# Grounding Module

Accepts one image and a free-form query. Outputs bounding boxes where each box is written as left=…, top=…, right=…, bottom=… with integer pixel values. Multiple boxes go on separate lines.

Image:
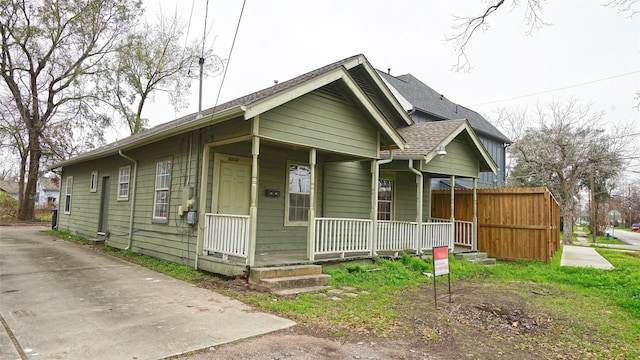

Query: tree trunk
left=17, top=132, right=41, bottom=221
left=561, top=211, right=574, bottom=245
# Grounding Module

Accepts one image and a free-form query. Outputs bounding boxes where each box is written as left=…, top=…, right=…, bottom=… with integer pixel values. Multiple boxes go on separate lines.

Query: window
left=287, top=163, right=311, bottom=224
left=90, top=171, right=98, bottom=192
left=377, top=179, right=393, bottom=220
left=153, top=160, right=171, bottom=221
left=64, top=176, right=73, bottom=214
left=118, top=166, right=130, bottom=200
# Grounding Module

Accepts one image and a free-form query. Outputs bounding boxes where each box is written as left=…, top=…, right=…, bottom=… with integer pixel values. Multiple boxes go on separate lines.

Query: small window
left=118, top=166, right=130, bottom=200
left=90, top=171, right=98, bottom=192
left=286, top=163, right=310, bottom=225
left=64, top=176, right=73, bottom=214
left=153, top=160, right=171, bottom=221
left=377, top=179, right=393, bottom=220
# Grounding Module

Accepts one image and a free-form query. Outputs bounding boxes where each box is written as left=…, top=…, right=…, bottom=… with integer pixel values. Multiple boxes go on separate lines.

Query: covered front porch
left=198, top=203, right=476, bottom=268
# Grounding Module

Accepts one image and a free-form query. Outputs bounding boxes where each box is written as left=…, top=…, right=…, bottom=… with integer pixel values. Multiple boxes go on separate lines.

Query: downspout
left=408, top=159, right=423, bottom=255
left=373, top=151, right=394, bottom=256
left=118, top=150, right=137, bottom=250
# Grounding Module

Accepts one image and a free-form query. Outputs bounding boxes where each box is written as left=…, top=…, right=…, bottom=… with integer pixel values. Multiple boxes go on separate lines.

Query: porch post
left=248, top=136, right=260, bottom=267
left=195, top=145, right=210, bottom=270
left=307, top=148, right=317, bottom=262
left=408, top=159, right=423, bottom=255
left=450, top=175, right=455, bottom=251
left=473, top=178, right=478, bottom=251
left=370, top=159, right=378, bottom=257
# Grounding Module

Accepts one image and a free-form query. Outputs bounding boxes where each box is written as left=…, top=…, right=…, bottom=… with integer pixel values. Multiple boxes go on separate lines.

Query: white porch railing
left=431, top=218, right=474, bottom=248
left=203, top=213, right=250, bottom=261
left=377, top=221, right=416, bottom=251
left=422, top=222, right=453, bottom=250
left=314, top=218, right=372, bottom=256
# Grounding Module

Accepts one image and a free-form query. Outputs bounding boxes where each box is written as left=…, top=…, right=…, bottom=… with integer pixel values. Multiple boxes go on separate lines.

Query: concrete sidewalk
left=561, top=245, right=614, bottom=270
left=0, top=225, right=295, bottom=360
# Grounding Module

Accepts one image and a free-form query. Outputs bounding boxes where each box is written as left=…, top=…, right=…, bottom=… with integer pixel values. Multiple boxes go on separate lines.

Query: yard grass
left=43, top=229, right=640, bottom=359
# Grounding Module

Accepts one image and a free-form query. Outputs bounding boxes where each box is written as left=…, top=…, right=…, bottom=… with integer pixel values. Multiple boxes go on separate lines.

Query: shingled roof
left=377, top=71, right=511, bottom=144
left=390, top=119, right=497, bottom=173
left=53, top=54, right=409, bottom=168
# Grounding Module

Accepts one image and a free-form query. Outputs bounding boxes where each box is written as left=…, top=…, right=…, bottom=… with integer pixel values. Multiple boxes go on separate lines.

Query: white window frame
left=285, top=162, right=311, bottom=226
left=118, top=166, right=130, bottom=200
left=90, top=171, right=98, bottom=193
left=64, top=176, right=73, bottom=214
left=152, top=159, right=171, bottom=222
left=377, top=177, right=394, bottom=221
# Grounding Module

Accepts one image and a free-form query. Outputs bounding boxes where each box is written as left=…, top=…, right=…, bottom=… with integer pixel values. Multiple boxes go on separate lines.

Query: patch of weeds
left=41, top=229, right=89, bottom=244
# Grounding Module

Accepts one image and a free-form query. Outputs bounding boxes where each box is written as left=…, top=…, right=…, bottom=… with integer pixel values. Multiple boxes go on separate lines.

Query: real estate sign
left=433, top=246, right=449, bottom=276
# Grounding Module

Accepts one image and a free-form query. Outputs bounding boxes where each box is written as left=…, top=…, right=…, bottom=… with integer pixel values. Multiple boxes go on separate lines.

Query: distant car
left=632, top=223, right=640, bottom=232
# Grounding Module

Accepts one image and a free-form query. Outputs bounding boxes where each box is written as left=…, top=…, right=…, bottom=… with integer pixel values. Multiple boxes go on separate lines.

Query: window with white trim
left=153, top=160, right=171, bottom=221
left=377, top=179, right=393, bottom=220
left=64, top=176, right=73, bottom=214
left=90, top=171, right=98, bottom=192
left=287, top=163, right=310, bottom=224
left=118, top=166, right=130, bottom=200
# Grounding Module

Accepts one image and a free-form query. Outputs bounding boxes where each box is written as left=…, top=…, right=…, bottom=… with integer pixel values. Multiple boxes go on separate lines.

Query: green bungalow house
left=52, top=54, right=496, bottom=278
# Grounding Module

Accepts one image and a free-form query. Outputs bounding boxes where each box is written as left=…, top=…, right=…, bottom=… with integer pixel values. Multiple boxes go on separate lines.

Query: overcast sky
left=133, top=0, right=640, bottom=176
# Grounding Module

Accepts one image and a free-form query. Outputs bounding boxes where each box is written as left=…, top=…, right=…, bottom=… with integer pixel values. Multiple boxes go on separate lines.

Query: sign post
left=432, top=246, right=451, bottom=309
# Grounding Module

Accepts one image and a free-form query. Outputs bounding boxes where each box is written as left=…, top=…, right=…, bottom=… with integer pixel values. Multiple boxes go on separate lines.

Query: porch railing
left=377, top=221, right=416, bottom=251
left=431, top=218, right=474, bottom=248
left=422, top=222, right=453, bottom=250
left=203, top=213, right=250, bottom=261
left=314, top=218, right=372, bottom=257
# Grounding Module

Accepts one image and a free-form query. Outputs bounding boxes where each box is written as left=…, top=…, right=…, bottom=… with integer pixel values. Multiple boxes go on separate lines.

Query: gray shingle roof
left=395, top=119, right=467, bottom=156
left=53, top=55, right=368, bottom=167
left=377, top=71, right=511, bottom=143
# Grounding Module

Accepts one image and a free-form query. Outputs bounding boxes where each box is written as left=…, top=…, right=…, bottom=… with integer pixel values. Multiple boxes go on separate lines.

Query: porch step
left=455, top=252, right=496, bottom=265
left=249, top=265, right=331, bottom=295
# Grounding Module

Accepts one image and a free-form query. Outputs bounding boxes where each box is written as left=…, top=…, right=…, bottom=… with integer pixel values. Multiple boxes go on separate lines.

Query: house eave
left=51, top=105, right=246, bottom=169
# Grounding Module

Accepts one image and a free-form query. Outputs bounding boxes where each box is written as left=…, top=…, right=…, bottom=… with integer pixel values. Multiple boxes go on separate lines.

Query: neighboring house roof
left=39, top=177, right=60, bottom=191
left=53, top=54, right=411, bottom=169
left=392, top=119, right=498, bottom=173
left=0, top=180, right=19, bottom=195
left=377, top=71, right=511, bottom=144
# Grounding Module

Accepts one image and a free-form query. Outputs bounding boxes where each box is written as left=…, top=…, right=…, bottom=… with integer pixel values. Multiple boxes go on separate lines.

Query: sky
left=132, top=0, right=640, bottom=178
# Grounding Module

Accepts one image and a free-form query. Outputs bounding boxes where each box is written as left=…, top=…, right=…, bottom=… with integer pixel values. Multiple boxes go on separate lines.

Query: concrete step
left=249, top=265, right=323, bottom=283
left=455, top=252, right=496, bottom=266
left=258, top=274, right=331, bottom=291
left=249, top=265, right=331, bottom=295
left=87, top=238, right=105, bottom=246
left=454, top=252, right=488, bottom=261
left=468, top=257, right=496, bottom=266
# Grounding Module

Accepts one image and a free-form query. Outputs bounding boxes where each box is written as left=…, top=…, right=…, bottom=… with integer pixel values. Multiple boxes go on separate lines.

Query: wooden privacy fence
left=431, top=187, right=560, bottom=262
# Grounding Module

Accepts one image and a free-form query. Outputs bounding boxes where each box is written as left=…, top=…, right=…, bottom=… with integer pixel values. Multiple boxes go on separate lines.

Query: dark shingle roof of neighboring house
left=377, top=71, right=511, bottom=144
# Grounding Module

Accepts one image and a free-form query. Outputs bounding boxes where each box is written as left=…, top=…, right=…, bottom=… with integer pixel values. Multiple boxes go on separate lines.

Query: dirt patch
left=168, top=279, right=594, bottom=360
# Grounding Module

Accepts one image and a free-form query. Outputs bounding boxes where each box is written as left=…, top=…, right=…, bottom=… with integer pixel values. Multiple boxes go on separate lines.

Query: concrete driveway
left=0, top=225, right=295, bottom=360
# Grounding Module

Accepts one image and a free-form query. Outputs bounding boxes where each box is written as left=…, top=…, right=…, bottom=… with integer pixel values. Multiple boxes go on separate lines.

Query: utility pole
left=590, top=163, right=596, bottom=244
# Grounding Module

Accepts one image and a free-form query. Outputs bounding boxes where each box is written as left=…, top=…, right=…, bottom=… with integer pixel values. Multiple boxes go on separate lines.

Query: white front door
left=215, top=156, right=251, bottom=215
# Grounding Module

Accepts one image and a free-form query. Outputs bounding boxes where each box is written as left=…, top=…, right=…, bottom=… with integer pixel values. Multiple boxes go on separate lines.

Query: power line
left=213, top=0, right=247, bottom=110
left=471, top=70, right=640, bottom=106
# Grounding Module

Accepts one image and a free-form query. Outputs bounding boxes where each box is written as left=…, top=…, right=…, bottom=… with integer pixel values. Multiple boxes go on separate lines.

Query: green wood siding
left=423, top=140, right=480, bottom=178
left=323, top=161, right=371, bottom=219
left=259, top=91, right=379, bottom=158
left=58, top=131, right=203, bottom=267
left=253, top=146, right=324, bottom=252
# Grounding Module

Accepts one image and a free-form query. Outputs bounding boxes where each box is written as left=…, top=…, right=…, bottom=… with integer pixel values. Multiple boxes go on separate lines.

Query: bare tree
left=104, top=15, right=224, bottom=135
left=507, top=99, right=629, bottom=244
left=447, top=0, right=639, bottom=71
left=0, top=0, right=141, bottom=220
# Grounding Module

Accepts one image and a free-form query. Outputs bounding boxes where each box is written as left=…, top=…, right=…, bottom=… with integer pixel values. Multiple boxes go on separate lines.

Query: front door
left=215, top=157, right=251, bottom=215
